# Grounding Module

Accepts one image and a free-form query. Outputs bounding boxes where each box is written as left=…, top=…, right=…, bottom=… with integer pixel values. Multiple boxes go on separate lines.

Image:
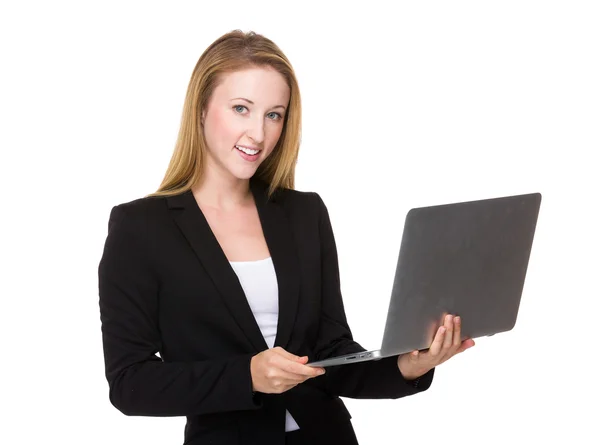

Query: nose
left=245, top=116, right=265, bottom=145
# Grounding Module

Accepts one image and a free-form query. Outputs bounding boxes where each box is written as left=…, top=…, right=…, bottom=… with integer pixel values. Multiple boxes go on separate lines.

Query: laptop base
left=307, top=349, right=384, bottom=367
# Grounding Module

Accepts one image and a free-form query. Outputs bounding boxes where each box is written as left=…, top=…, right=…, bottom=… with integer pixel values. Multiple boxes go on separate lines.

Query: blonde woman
left=98, top=30, right=474, bottom=445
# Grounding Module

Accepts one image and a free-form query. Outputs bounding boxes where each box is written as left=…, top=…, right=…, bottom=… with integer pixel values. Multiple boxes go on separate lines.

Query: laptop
left=307, top=192, right=542, bottom=368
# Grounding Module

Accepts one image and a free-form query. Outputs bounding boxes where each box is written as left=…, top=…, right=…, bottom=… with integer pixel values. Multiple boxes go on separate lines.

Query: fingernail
left=455, top=316, right=460, bottom=323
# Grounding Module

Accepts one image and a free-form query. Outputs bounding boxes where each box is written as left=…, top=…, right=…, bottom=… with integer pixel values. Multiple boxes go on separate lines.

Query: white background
left=1, top=1, right=599, bottom=444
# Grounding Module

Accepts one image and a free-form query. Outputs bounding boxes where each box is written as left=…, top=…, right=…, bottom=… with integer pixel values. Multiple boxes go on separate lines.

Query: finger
left=457, top=338, right=476, bottom=354
left=278, top=369, right=309, bottom=384
left=452, top=316, right=462, bottom=347
left=266, top=369, right=306, bottom=392
left=442, top=314, right=454, bottom=352
left=409, top=350, right=419, bottom=363
left=298, top=364, right=326, bottom=378
left=280, top=357, right=325, bottom=377
left=272, top=346, right=304, bottom=362
left=428, top=325, right=447, bottom=357
left=294, top=356, right=309, bottom=365
left=439, top=312, right=449, bottom=327
left=273, top=349, right=314, bottom=369
left=269, top=349, right=325, bottom=377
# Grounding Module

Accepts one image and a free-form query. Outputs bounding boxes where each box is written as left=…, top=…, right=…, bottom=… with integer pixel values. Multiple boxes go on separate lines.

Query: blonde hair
left=146, top=30, right=302, bottom=199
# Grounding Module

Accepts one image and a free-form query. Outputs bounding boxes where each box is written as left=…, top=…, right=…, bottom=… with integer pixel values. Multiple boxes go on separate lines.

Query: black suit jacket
left=98, top=177, right=434, bottom=444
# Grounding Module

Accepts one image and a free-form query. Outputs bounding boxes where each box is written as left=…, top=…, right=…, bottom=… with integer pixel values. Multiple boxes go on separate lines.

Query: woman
left=98, top=29, right=475, bottom=445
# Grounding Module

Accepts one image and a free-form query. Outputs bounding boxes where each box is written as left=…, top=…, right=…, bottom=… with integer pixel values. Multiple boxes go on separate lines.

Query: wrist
left=397, top=356, right=428, bottom=381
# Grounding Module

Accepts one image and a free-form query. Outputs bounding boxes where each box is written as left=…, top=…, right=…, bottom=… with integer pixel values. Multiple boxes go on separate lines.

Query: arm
left=98, top=205, right=261, bottom=416
left=311, top=193, right=434, bottom=399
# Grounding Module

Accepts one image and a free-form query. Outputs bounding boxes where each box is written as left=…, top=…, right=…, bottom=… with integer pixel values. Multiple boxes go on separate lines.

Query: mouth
left=234, top=145, right=261, bottom=162
left=234, top=145, right=261, bottom=155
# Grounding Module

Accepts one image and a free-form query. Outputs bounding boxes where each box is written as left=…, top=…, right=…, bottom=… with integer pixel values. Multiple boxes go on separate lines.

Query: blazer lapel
left=166, top=178, right=300, bottom=353
left=167, top=189, right=268, bottom=352
left=250, top=179, right=301, bottom=351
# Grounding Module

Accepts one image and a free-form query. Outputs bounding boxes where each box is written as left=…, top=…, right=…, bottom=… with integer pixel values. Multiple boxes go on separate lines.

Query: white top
left=229, top=257, right=300, bottom=432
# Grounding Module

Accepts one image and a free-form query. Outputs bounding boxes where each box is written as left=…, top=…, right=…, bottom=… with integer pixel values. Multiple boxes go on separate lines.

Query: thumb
left=273, top=347, right=306, bottom=362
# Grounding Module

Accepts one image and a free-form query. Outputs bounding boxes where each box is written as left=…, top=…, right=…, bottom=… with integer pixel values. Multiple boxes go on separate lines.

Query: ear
left=201, top=109, right=206, bottom=126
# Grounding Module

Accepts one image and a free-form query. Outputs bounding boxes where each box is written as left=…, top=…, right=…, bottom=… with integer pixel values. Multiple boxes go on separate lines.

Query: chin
left=221, top=151, right=268, bottom=181
left=228, top=166, right=260, bottom=181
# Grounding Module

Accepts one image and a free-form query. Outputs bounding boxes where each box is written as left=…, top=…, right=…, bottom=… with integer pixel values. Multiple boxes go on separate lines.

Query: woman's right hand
left=250, top=346, right=326, bottom=394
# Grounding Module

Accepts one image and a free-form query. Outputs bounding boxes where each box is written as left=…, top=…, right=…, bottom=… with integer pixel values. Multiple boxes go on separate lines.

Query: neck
left=191, top=170, right=254, bottom=211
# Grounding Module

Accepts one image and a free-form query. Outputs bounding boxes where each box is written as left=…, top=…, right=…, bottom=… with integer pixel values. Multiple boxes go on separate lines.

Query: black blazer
left=98, top=177, right=434, bottom=445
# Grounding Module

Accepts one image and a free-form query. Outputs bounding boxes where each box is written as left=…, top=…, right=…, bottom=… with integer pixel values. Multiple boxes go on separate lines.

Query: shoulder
left=104, top=194, right=168, bottom=233
left=274, top=186, right=320, bottom=207
left=269, top=187, right=337, bottom=238
left=113, top=194, right=166, bottom=214
left=249, top=176, right=324, bottom=213
left=272, top=186, right=329, bottom=218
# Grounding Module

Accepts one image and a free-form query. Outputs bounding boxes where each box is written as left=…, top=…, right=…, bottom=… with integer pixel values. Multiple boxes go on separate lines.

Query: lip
left=235, top=146, right=260, bottom=162
left=235, top=144, right=261, bottom=151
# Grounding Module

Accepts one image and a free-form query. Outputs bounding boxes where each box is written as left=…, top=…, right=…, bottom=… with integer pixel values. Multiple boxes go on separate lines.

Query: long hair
left=146, top=30, right=302, bottom=199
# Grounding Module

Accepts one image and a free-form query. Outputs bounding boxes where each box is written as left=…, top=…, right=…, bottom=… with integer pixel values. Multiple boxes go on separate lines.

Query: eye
left=233, top=105, right=248, bottom=114
left=267, top=112, right=283, bottom=121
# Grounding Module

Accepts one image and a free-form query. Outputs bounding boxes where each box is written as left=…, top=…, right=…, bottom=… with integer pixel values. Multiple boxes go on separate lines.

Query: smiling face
left=200, top=66, right=291, bottom=182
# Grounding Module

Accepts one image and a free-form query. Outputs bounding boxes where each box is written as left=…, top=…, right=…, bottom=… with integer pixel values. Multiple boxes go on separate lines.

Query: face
left=201, top=66, right=290, bottom=182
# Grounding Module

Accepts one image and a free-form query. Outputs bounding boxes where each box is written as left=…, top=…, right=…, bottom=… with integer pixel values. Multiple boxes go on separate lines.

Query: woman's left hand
left=397, top=314, right=475, bottom=381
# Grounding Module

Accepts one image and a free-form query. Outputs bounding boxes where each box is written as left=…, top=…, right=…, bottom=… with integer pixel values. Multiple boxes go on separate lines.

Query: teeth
left=235, top=145, right=259, bottom=155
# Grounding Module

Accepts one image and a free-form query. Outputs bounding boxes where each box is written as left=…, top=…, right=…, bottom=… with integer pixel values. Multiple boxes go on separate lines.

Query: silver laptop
left=307, top=192, right=542, bottom=368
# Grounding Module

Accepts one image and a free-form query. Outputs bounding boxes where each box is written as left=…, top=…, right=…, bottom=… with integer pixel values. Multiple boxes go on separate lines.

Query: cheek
left=266, top=123, right=285, bottom=149
left=211, top=111, right=229, bottom=137
left=206, top=109, right=239, bottom=146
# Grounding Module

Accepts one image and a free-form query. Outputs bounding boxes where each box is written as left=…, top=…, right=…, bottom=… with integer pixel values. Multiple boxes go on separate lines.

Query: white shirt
left=229, top=257, right=300, bottom=432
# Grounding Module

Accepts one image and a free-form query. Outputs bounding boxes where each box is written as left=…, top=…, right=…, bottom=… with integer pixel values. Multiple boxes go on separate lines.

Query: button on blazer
left=98, top=177, right=434, bottom=445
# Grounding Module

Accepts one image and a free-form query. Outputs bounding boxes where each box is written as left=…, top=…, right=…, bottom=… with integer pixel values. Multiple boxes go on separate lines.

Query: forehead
left=212, top=67, right=290, bottom=105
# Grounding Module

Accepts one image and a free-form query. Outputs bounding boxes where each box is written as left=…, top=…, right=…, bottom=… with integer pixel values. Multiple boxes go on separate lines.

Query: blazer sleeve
left=311, top=193, right=434, bottom=399
left=98, top=204, right=262, bottom=417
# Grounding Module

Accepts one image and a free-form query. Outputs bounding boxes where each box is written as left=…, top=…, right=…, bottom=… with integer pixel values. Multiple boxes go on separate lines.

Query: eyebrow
left=230, top=97, right=287, bottom=110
